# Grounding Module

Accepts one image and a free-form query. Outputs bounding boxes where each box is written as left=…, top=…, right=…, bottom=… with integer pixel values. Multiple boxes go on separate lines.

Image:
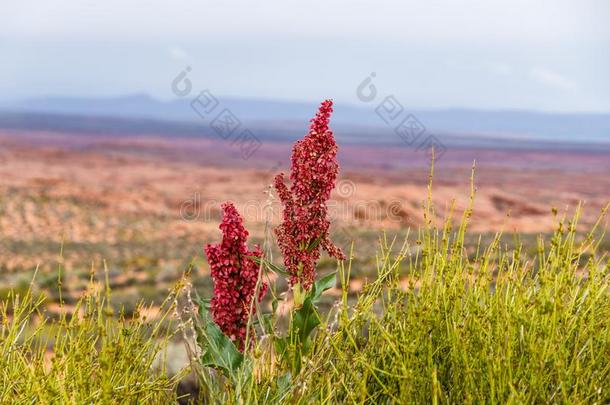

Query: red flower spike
left=205, top=202, right=267, bottom=351
left=274, top=99, right=345, bottom=290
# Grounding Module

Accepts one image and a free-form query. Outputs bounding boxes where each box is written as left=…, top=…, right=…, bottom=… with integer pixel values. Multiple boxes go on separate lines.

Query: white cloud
left=529, top=67, right=579, bottom=92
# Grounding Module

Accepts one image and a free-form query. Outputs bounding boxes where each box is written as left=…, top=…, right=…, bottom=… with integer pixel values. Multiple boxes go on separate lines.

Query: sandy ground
left=0, top=130, right=608, bottom=309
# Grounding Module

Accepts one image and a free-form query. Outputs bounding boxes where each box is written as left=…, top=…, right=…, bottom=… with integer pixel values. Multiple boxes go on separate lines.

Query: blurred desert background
left=2, top=0, right=610, bottom=317
left=1, top=3, right=609, bottom=402
left=1, top=105, right=609, bottom=314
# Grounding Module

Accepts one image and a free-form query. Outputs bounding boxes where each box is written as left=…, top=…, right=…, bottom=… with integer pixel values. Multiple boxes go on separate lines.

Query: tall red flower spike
left=205, top=202, right=267, bottom=351
left=274, top=99, right=346, bottom=291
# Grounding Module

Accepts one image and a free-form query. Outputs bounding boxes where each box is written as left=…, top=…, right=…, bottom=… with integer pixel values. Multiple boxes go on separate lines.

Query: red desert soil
left=0, top=130, right=608, bottom=296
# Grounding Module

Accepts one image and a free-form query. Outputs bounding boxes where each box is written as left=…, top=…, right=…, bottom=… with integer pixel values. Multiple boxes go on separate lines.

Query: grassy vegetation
left=186, top=173, right=610, bottom=404
left=1, top=175, right=609, bottom=403
left=283, top=216, right=610, bottom=403
left=0, top=272, right=181, bottom=403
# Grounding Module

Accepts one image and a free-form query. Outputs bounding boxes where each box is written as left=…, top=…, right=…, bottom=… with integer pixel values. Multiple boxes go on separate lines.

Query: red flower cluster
left=204, top=202, right=267, bottom=350
left=274, top=100, right=346, bottom=290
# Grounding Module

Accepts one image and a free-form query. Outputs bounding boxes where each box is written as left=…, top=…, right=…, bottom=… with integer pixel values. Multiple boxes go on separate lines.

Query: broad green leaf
left=196, top=299, right=243, bottom=376
left=310, top=272, right=336, bottom=304
left=292, top=296, right=321, bottom=345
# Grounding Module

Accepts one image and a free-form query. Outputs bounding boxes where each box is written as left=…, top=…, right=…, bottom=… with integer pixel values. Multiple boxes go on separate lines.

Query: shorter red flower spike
left=204, top=202, right=267, bottom=351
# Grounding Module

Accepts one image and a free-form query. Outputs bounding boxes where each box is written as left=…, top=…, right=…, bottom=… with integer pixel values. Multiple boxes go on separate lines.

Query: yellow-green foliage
left=290, top=213, right=610, bottom=404
left=2, top=169, right=609, bottom=404
left=193, top=173, right=610, bottom=404
left=0, top=275, right=179, bottom=404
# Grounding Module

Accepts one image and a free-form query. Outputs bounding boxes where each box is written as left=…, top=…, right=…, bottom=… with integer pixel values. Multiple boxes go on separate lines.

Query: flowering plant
left=274, top=99, right=345, bottom=298
left=197, top=100, right=344, bottom=379
left=204, top=202, right=267, bottom=351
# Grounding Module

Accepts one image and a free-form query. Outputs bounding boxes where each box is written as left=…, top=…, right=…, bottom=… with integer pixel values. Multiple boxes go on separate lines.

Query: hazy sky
left=1, top=0, right=609, bottom=112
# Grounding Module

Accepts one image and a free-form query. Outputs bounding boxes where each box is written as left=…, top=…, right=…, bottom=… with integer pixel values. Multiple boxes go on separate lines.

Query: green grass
left=0, top=272, right=181, bottom=403
left=187, top=173, right=610, bottom=404
left=288, top=218, right=610, bottom=403
left=1, top=175, right=609, bottom=403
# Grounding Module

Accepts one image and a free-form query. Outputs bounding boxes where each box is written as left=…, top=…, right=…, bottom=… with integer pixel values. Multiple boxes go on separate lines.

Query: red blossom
left=204, top=202, right=267, bottom=351
left=274, top=99, right=345, bottom=290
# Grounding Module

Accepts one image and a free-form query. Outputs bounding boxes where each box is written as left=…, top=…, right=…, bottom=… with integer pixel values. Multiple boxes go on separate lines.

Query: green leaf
left=268, top=262, right=290, bottom=277
left=198, top=298, right=211, bottom=311
left=248, top=256, right=289, bottom=276
left=309, top=272, right=336, bottom=304
left=196, top=299, right=243, bottom=376
left=306, top=235, right=324, bottom=253
left=292, top=296, right=321, bottom=346
left=248, top=255, right=263, bottom=266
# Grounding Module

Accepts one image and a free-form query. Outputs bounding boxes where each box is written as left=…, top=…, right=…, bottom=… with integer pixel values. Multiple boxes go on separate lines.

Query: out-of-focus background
left=1, top=1, right=609, bottom=314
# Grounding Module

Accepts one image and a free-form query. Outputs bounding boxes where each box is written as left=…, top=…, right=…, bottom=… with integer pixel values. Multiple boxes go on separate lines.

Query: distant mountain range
left=1, top=94, right=609, bottom=148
